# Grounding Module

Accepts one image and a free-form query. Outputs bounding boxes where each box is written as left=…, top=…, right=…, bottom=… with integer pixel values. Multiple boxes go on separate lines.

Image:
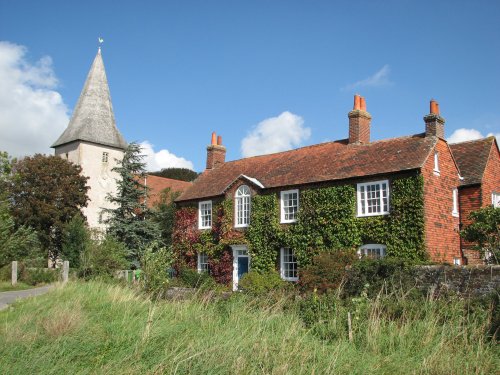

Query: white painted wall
left=55, top=141, right=123, bottom=229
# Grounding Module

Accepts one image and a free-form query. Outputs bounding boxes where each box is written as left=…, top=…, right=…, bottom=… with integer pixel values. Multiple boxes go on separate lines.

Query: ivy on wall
left=173, top=175, right=426, bottom=283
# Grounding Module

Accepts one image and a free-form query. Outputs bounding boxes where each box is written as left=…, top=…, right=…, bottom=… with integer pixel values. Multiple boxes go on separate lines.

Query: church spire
left=51, top=48, right=127, bottom=149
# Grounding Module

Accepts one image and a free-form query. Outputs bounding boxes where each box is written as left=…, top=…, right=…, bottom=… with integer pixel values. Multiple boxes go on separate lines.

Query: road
left=0, top=285, right=52, bottom=311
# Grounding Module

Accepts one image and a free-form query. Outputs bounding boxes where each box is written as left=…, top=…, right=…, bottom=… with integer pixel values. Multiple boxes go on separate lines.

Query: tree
left=0, top=198, right=41, bottom=267
left=149, top=167, right=199, bottom=182
left=102, top=142, right=160, bottom=264
left=9, top=154, right=89, bottom=265
left=62, top=214, right=90, bottom=268
left=461, top=206, right=500, bottom=264
left=151, top=188, right=181, bottom=247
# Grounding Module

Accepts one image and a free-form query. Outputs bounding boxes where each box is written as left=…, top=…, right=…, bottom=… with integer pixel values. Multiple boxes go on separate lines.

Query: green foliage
left=238, top=270, right=287, bottom=295
left=149, top=167, right=199, bottom=182
left=21, top=267, right=59, bottom=286
left=461, top=206, right=500, bottom=264
left=79, top=235, right=128, bottom=279
left=177, top=267, right=214, bottom=288
left=299, top=250, right=357, bottom=294
left=151, top=188, right=181, bottom=247
left=343, top=257, right=422, bottom=297
left=140, top=242, right=175, bottom=296
left=246, top=195, right=281, bottom=271
left=9, top=154, right=89, bottom=263
left=61, top=214, right=90, bottom=268
left=0, top=199, right=41, bottom=267
left=102, top=142, right=161, bottom=264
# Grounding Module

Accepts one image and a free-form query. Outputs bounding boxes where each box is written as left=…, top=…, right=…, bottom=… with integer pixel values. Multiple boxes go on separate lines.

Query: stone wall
left=414, top=265, right=500, bottom=297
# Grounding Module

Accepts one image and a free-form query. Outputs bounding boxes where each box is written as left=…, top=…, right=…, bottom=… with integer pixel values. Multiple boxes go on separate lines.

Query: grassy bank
left=0, top=281, right=498, bottom=374
left=0, top=281, right=33, bottom=292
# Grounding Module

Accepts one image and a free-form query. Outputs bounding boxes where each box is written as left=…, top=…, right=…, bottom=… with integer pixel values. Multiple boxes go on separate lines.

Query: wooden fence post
left=11, top=261, right=17, bottom=286
left=62, top=261, right=69, bottom=283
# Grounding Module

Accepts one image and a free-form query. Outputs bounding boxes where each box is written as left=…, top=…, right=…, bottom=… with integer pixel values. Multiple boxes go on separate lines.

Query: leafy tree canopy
left=8, top=154, right=87, bottom=263
left=461, top=206, right=500, bottom=264
left=149, top=168, right=199, bottom=182
left=102, top=142, right=160, bottom=264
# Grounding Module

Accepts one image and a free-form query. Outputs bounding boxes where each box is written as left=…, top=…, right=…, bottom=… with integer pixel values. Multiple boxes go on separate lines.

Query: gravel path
left=0, top=285, right=52, bottom=311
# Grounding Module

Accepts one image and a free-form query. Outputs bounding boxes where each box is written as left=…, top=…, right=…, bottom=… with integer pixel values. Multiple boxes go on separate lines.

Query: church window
left=102, top=152, right=109, bottom=163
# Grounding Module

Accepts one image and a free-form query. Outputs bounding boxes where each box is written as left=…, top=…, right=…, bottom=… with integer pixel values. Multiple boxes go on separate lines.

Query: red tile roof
left=449, top=137, right=496, bottom=186
left=177, top=134, right=437, bottom=202
left=142, top=175, right=191, bottom=207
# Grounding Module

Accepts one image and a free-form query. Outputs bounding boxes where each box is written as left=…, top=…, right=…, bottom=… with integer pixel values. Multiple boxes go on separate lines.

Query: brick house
left=139, top=174, right=191, bottom=208
left=174, top=96, right=495, bottom=290
left=449, top=137, right=500, bottom=264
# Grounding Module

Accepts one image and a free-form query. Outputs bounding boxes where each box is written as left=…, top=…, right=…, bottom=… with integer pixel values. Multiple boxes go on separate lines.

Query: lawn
left=0, top=281, right=33, bottom=292
left=0, top=281, right=498, bottom=374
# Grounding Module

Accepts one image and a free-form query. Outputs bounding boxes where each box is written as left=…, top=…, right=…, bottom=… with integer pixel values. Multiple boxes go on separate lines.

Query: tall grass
left=0, top=281, right=498, bottom=374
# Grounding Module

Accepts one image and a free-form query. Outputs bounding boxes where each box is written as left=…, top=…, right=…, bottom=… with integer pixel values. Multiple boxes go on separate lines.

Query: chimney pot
left=211, top=132, right=217, bottom=145
left=430, top=99, right=439, bottom=115
left=360, top=96, right=367, bottom=111
left=424, top=99, right=445, bottom=138
left=217, top=135, right=222, bottom=145
left=348, top=95, right=371, bottom=144
left=353, top=94, right=361, bottom=110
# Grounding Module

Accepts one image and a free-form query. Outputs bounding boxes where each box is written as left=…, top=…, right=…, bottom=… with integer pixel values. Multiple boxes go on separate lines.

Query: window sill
left=198, top=226, right=212, bottom=230
left=280, top=220, right=297, bottom=224
left=282, top=277, right=299, bottom=282
left=452, top=212, right=459, bottom=218
left=357, top=212, right=390, bottom=218
left=433, top=170, right=440, bottom=176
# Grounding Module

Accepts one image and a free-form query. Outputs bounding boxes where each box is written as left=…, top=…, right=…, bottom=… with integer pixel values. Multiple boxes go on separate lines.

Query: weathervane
left=98, top=37, right=104, bottom=52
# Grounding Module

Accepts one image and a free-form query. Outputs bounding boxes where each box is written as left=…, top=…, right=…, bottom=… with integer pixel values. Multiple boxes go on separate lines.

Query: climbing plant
left=173, top=174, right=427, bottom=284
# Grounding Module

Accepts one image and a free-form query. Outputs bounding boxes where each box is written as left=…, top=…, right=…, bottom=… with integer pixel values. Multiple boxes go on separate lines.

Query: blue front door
left=237, top=257, right=249, bottom=280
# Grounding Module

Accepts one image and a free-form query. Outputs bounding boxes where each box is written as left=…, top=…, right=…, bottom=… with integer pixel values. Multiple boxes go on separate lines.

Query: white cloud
left=241, top=111, right=311, bottom=157
left=448, top=128, right=500, bottom=144
left=343, top=64, right=392, bottom=91
left=0, top=41, right=69, bottom=157
left=140, top=141, right=194, bottom=171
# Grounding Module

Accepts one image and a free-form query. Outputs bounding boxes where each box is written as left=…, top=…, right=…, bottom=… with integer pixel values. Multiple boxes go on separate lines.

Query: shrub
left=21, top=267, right=59, bottom=285
left=177, top=267, right=214, bottom=289
left=299, top=250, right=357, bottom=294
left=78, top=235, right=128, bottom=279
left=62, top=214, right=91, bottom=268
left=343, top=257, right=421, bottom=297
left=238, top=270, right=288, bottom=295
left=140, top=242, right=175, bottom=296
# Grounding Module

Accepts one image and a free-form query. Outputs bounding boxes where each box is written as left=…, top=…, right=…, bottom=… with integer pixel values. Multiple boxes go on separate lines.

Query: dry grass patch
left=40, top=302, right=84, bottom=338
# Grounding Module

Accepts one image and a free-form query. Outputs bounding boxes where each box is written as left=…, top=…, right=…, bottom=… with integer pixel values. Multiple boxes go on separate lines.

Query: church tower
left=51, top=47, right=127, bottom=229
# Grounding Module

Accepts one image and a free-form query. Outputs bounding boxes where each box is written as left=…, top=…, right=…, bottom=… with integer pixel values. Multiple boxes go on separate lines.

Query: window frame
left=492, top=192, right=500, bottom=208
left=357, top=244, right=387, bottom=259
left=198, top=200, right=212, bottom=229
left=280, top=247, right=298, bottom=281
left=452, top=188, right=459, bottom=217
left=433, top=151, right=440, bottom=175
left=356, top=180, right=390, bottom=217
left=280, top=189, right=299, bottom=223
left=234, top=185, right=251, bottom=228
left=102, top=151, right=109, bottom=163
left=197, top=252, right=209, bottom=273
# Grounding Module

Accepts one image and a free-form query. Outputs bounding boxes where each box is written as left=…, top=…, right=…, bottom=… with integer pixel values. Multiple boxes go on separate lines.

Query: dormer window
left=235, top=185, right=251, bottom=227
left=433, top=152, right=440, bottom=175
left=102, top=152, right=109, bottom=163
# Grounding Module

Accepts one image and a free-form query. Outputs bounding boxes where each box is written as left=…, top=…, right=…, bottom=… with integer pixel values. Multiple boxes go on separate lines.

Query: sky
left=0, top=0, right=499, bottom=172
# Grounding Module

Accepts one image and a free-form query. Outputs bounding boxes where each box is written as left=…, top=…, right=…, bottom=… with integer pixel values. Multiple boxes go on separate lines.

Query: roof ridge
left=449, top=136, right=494, bottom=146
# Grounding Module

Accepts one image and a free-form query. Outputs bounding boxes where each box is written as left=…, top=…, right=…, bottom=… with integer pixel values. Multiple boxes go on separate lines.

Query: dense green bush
left=239, top=270, right=288, bottom=295
left=78, top=235, right=128, bottom=279
left=343, top=257, right=422, bottom=297
left=299, top=250, right=357, bottom=294
left=140, top=242, right=175, bottom=296
left=62, top=214, right=90, bottom=268
left=21, top=267, right=59, bottom=285
left=177, top=267, right=214, bottom=289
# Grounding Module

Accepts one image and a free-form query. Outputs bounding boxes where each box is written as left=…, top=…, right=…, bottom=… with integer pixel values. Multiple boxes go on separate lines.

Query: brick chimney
left=424, top=99, right=445, bottom=138
left=348, top=94, right=371, bottom=144
left=206, top=131, right=226, bottom=169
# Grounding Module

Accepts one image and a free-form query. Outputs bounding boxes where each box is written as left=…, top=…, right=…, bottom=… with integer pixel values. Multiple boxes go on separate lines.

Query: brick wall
left=422, top=139, right=461, bottom=263
left=458, top=185, right=482, bottom=264
left=481, top=143, right=500, bottom=206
